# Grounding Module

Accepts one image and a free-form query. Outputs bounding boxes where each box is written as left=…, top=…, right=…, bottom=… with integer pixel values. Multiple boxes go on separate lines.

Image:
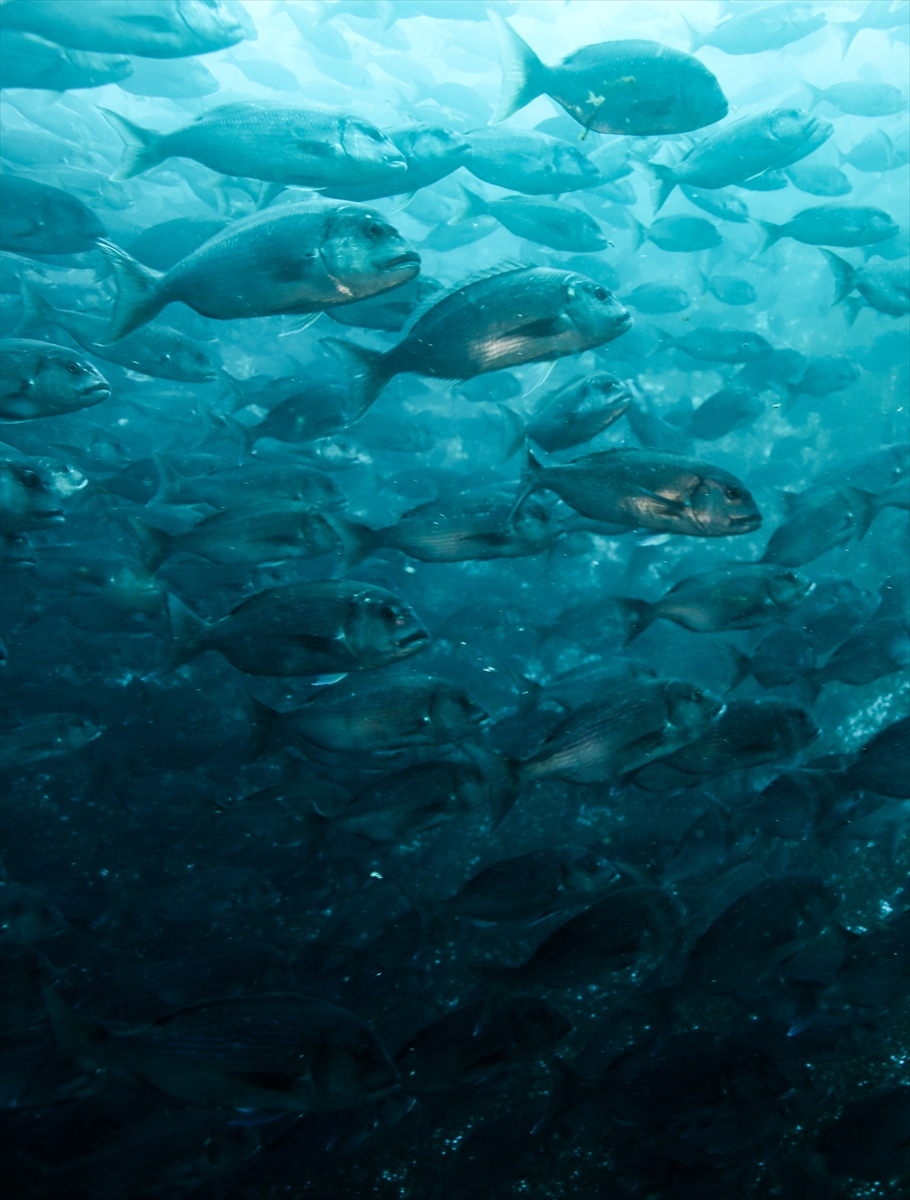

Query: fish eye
left=593, top=287, right=609, bottom=301
left=65, top=362, right=82, bottom=375
left=724, top=486, right=745, bottom=501
left=379, top=604, right=399, bottom=622
left=366, top=222, right=387, bottom=239
left=22, top=471, right=41, bottom=489
left=690, top=689, right=703, bottom=701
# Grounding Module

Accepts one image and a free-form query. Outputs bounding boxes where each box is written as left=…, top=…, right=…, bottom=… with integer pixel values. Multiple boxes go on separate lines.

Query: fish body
left=0, top=712, right=100, bottom=766
left=325, top=267, right=631, bottom=417
left=807, top=81, right=907, bottom=117
left=491, top=17, right=728, bottom=135
left=0, top=28, right=132, bottom=90
left=706, top=276, right=758, bottom=306
left=663, top=698, right=821, bottom=776
left=1, top=0, right=247, bottom=59
left=761, top=484, right=899, bottom=566
left=645, top=215, right=721, bottom=252
left=163, top=580, right=428, bottom=676
left=252, top=673, right=488, bottom=755
left=684, top=5, right=826, bottom=54
left=453, top=186, right=608, bottom=253
left=680, top=185, right=750, bottom=223
left=760, top=204, right=899, bottom=250
left=526, top=373, right=632, bottom=451
left=16, top=283, right=216, bottom=383
left=839, top=129, right=908, bottom=173
left=687, top=386, right=764, bottom=439
left=323, top=125, right=470, bottom=200
left=465, top=127, right=601, bottom=195
left=98, top=202, right=419, bottom=339
left=656, top=327, right=773, bottom=363
left=0, top=337, right=110, bottom=420
left=786, top=163, right=852, bottom=197
left=0, top=177, right=105, bottom=255
left=821, top=251, right=910, bottom=319
left=648, top=109, right=828, bottom=210
left=518, top=446, right=761, bottom=536
left=626, top=284, right=691, bottom=314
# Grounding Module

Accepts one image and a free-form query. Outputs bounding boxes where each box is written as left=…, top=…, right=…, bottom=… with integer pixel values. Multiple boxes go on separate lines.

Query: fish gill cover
left=0, top=1, right=907, bottom=1197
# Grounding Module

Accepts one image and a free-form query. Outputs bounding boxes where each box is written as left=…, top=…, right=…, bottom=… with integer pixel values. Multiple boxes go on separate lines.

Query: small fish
left=654, top=327, right=773, bottom=363
left=643, top=215, right=721, bottom=252
left=0, top=176, right=105, bottom=255
left=807, top=81, right=907, bottom=117
left=0, top=28, right=132, bottom=91
left=759, top=203, right=899, bottom=251
left=625, top=284, right=691, bottom=314
left=465, top=126, right=601, bottom=195
left=705, top=275, right=757, bottom=306
left=785, top=163, right=852, bottom=197
left=452, top=185, right=608, bottom=253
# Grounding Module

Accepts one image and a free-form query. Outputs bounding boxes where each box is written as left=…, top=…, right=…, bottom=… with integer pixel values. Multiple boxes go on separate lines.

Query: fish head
left=323, top=207, right=420, bottom=302
left=767, top=568, right=815, bottom=611
left=768, top=107, right=818, bottom=146
left=429, top=683, right=489, bottom=740
left=689, top=470, right=761, bottom=536
left=165, top=342, right=217, bottom=382
left=340, top=117, right=408, bottom=177
left=680, top=58, right=729, bottom=131
left=664, top=680, right=724, bottom=735
left=505, top=994, right=574, bottom=1053
left=867, top=209, right=901, bottom=241
left=0, top=460, right=65, bottom=528
left=561, top=846, right=620, bottom=900
left=58, top=713, right=102, bottom=754
left=551, top=142, right=602, bottom=186
left=512, top=497, right=558, bottom=548
left=180, top=0, right=247, bottom=50
left=37, top=345, right=111, bottom=408
left=0, top=532, right=37, bottom=572
left=563, top=275, right=632, bottom=345
left=346, top=587, right=429, bottom=666
left=396, top=124, right=471, bottom=166
left=312, top=1025, right=399, bottom=1104
left=308, top=435, right=372, bottom=468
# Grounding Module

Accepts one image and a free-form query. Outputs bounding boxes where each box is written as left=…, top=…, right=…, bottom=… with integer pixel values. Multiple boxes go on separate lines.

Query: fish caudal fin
left=644, top=162, right=678, bottom=214
left=126, top=516, right=172, bottom=575
left=450, top=183, right=490, bottom=225
left=321, top=337, right=390, bottom=420
left=756, top=220, right=784, bottom=253
left=15, top=278, right=56, bottom=336
left=819, top=249, right=857, bottom=305
left=804, top=82, right=824, bottom=109
left=613, top=597, right=655, bottom=644
left=489, top=13, right=548, bottom=123
left=508, top=443, right=545, bottom=521
left=680, top=14, right=706, bottom=53
left=327, top=515, right=382, bottom=575
left=96, top=240, right=166, bottom=342
left=99, top=108, right=165, bottom=180
left=161, top=593, right=210, bottom=674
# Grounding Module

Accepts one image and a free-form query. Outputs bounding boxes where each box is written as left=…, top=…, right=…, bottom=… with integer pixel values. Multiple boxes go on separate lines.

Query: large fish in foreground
left=325, top=267, right=631, bottom=417
left=98, top=202, right=419, bottom=340
left=490, top=14, right=728, bottom=134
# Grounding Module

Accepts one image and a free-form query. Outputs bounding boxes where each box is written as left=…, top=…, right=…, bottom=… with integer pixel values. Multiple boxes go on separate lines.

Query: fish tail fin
left=247, top=695, right=280, bottom=759
left=613, top=597, right=655, bottom=643
left=217, top=369, right=252, bottom=413
left=726, top=646, right=754, bottom=692
left=819, top=249, right=857, bottom=304
left=833, top=22, right=857, bottom=57
left=326, top=514, right=380, bottom=575
left=150, top=452, right=183, bottom=505
left=464, top=743, right=524, bottom=828
left=542, top=1054, right=586, bottom=1122
left=850, top=487, right=881, bottom=539
left=498, top=404, right=527, bottom=463
left=842, top=295, right=866, bottom=327
left=15, top=277, right=56, bottom=336
left=450, top=183, right=490, bottom=224
left=489, top=13, right=548, bottom=123
left=680, top=13, right=706, bottom=52
left=41, top=988, right=109, bottom=1068
left=509, top=443, right=544, bottom=521
left=804, top=82, right=824, bottom=109
left=757, top=220, right=783, bottom=253
left=628, top=215, right=646, bottom=251
left=321, top=337, right=390, bottom=421
left=99, top=108, right=164, bottom=180
left=648, top=327, right=673, bottom=356
left=95, top=240, right=165, bottom=341
left=644, top=162, right=677, bottom=214
left=126, top=516, right=171, bottom=575
left=160, top=592, right=209, bottom=674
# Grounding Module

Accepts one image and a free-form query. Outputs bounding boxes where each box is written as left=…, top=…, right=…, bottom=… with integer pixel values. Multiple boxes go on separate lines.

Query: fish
left=705, top=275, right=758, bottom=306
left=760, top=483, right=906, bottom=565
left=838, top=129, right=908, bottom=173
left=0, top=457, right=65, bottom=532
left=0, top=337, right=110, bottom=420
left=525, top=373, right=632, bottom=451
left=331, top=491, right=561, bottom=571
left=490, top=15, right=728, bottom=135
left=658, top=697, right=821, bottom=778
left=1, top=0, right=247, bottom=59
left=321, top=124, right=471, bottom=201
left=786, top=354, right=862, bottom=405
left=821, top=250, right=910, bottom=319
left=646, top=109, right=829, bottom=210
left=683, top=5, right=826, bottom=55
left=680, top=185, right=750, bottom=223
left=642, top=214, right=721, bottom=252
left=118, top=52, right=220, bottom=98
left=464, top=126, right=601, bottom=195
left=451, top=186, right=608, bottom=253
left=834, top=0, right=910, bottom=55
left=686, top=386, right=764, bottom=439
left=162, top=579, right=428, bottom=676
left=618, top=563, right=813, bottom=641
left=98, top=201, right=420, bottom=339
left=806, top=81, right=907, bottom=117
left=759, top=203, right=899, bottom=250
left=654, top=327, right=774, bottom=363
left=0, top=176, right=105, bottom=255
left=785, top=163, right=852, bottom=197
left=625, top=283, right=691, bottom=314
left=16, top=282, right=217, bottom=383
left=325, top=267, right=632, bottom=418
left=810, top=617, right=910, bottom=690
left=0, top=711, right=100, bottom=766
left=0, top=28, right=133, bottom=91
left=249, top=672, right=488, bottom=756
left=102, top=102, right=406, bottom=186
left=43, top=988, right=398, bottom=1112
left=515, top=445, right=761, bottom=536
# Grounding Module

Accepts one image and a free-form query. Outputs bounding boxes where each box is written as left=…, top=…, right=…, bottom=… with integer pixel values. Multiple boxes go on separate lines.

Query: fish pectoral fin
left=513, top=315, right=572, bottom=340
left=635, top=488, right=687, bottom=517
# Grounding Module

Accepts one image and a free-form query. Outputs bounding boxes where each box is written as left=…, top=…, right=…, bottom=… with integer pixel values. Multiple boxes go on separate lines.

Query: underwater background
left=0, top=1, right=908, bottom=1196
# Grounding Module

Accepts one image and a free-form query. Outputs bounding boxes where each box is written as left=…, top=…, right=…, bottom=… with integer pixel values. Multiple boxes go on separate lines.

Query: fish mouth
left=81, top=382, right=112, bottom=398
left=729, top=514, right=762, bottom=529
left=616, top=312, right=633, bottom=331
left=381, top=250, right=421, bottom=272
left=397, top=629, right=429, bottom=649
